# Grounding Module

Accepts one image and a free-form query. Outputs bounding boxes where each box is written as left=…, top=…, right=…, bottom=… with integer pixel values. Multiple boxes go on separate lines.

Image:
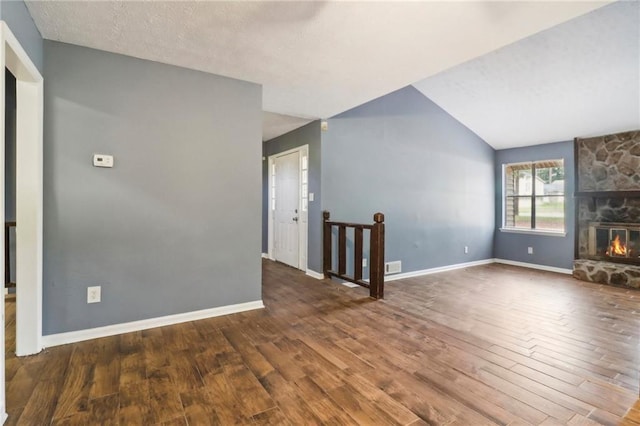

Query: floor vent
left=385, top=261, right=402, bottom=275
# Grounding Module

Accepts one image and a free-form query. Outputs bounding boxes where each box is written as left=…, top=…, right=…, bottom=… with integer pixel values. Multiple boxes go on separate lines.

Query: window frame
left=500, top=159, right=567, bottom=237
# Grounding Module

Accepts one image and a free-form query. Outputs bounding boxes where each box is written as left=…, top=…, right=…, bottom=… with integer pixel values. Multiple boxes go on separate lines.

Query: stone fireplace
left=573, top=130, right=640, bottom=288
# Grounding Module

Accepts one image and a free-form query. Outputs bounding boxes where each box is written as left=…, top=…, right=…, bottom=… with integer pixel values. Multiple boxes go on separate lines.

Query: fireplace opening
left=589, top=222, right=640, bottom=264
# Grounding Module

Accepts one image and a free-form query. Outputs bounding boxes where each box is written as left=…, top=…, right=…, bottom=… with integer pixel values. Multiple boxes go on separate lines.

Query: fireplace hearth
left=573, top=259, right=640, bottom=288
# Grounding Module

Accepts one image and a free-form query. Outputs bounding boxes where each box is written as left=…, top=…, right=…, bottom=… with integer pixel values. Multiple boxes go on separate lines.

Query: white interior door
left=274, top=151, right=300, bottom=268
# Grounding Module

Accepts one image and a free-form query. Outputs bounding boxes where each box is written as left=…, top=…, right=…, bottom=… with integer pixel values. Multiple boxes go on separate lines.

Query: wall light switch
left=93, top=154, right=114, bottom=168
left=309, top=193, right=314, bottom=202
left=527, top=247, right=534, bottom=255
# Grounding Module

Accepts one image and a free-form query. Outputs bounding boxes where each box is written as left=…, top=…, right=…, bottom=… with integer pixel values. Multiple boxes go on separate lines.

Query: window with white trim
left=503, top=159, right=565, bottom=233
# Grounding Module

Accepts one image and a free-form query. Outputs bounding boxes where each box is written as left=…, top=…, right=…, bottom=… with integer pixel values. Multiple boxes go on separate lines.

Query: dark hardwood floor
left=5, top=260, right=640, bottom=425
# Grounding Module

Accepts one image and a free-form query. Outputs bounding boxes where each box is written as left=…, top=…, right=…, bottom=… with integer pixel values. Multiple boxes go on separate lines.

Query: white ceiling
left=25, top=1, right=616, bottom=146
left=262, top=112, right=313, bottom=142
left=413, top=0, right=640, bottom=149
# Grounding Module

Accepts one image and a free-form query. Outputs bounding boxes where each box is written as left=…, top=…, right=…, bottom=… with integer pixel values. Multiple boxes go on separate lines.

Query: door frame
left=0, top=20, right=44, bottom=421
left=267, top=145, right=308, bottom=271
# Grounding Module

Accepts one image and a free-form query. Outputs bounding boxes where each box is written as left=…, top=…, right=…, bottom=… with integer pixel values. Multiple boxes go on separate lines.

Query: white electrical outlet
left=528, top=247, right=534, bottom=255
left=362, top=258, right=367, bottom=268
left=87, top=286, right=101, bottom=303
left=464, top=246, right=469, bottom=254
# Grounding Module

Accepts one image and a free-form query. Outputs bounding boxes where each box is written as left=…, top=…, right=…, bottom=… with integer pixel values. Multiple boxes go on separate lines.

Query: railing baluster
left=338, top=225, right=346, bottom=275
left=370, top=213, right=385, bottom=299
left=5, top=221, right=16, bottom=289
left=5, top=222, right=10, bottom=288
left=354, top=226, right=363, bottom=281
left=323, top=211, right=331, bottom=277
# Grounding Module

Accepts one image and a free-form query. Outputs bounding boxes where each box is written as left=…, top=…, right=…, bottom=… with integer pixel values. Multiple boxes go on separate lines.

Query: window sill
left=499, top=228, right=566, bottom=237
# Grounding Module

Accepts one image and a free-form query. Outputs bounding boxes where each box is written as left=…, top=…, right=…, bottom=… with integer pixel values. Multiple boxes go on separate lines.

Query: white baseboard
left=305, top=269, right=324, bottom=280
left=307, top=269, right=365, bottom=288
left=385, top=259, right=495, bottom=282
left=383, top=258, right=571, bottom=282
left=261, top=253, right=268, bottom=259
left=41, top=300, right=264, bottom=348
left=494, top=259, right=572, bottom=275
left=1, top=411, right=7, bottom=425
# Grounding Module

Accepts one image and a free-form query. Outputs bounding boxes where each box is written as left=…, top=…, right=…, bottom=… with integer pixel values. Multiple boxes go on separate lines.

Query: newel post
left=370, top=212, right=385, bottom=299
left=323, top=211, right=331, bottom=278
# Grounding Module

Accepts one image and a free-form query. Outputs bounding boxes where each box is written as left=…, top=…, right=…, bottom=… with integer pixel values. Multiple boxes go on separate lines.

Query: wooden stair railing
left=5, top=221, right=15, bottom=288
left=323, top=211, right=385, bottom=299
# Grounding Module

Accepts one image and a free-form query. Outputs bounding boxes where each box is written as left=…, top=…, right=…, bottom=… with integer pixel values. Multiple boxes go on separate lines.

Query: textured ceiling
left=262, top=112, right=313, bottom=143
left=413, top=1, right=640, bottom=149
left=25, top=1, right=611, bottom=144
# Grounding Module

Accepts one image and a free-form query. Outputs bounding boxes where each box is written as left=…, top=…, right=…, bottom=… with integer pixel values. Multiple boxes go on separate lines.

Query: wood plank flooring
left=5, top=260, right=640, bottom=425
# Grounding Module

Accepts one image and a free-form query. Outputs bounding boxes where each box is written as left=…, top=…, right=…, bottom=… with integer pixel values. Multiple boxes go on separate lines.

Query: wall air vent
left=385, top=261, right=402, bottom=275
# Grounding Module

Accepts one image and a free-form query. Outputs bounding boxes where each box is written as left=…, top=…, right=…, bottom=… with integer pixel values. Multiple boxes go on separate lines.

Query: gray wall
left=1, top=0, right=41, bottom=293
left=43, top=41, right=262, bottom=334
left=1, top=0, right=43, bottom=74
left=493, top=141, right=575, bottom=269
left=322, top=86, right=495, bottom=274
left=262, top=121, right=323, bottom=272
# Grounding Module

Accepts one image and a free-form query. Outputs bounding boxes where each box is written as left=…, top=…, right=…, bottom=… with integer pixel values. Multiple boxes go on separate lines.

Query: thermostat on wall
left=93, top=154, right=114, bottom=168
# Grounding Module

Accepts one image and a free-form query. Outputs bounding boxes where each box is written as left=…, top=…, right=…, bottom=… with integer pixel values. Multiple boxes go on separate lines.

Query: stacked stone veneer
left=573, top=259, right=640, bottom=289
left=577, top=130, right=640, bottom=192
left=574, top=130, right=640, bottom=289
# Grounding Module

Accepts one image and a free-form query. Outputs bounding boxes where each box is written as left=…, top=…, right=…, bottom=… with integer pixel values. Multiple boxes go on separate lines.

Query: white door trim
left=3, top=22, right=44, bottom=357
left=267, top=145, right=309, bottom=271
left=0, top=21, right=44, bottom=422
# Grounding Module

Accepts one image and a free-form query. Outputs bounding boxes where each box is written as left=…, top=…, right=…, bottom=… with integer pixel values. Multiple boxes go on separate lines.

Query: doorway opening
left=4, top=67, right=16, bottom=357
left=4, top=69, right=15, bottom=295
left=0, top=20, right=45, bottom=422
left=267, top=145, right=309, bottom=271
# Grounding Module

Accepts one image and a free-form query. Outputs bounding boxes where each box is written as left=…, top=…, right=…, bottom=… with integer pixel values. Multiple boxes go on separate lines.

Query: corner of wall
left=1, top=0, right=44, bottom=74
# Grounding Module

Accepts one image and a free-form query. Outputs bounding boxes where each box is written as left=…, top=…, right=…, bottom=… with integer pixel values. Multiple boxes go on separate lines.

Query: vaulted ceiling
left=26, top=1, right=637, bottom=148
left=413, top=0, right=639, bottom=149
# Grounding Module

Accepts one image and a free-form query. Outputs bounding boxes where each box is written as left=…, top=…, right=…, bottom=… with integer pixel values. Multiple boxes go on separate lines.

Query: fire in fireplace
left=607, top=234, right=627, bottom=256
left=589, top=222, right=640, bottom=264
